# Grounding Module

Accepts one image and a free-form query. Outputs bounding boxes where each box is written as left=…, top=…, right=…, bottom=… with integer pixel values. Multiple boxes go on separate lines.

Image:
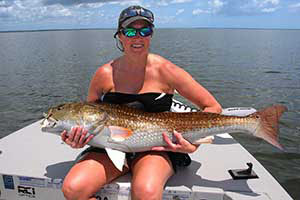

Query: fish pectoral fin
left=105, top=148, right=127, bottom=171
left=92, top=124, right=105, bottom=134
left=109, top=126, right=133, bottom=142
left=193, top=136, right=214, bottom=145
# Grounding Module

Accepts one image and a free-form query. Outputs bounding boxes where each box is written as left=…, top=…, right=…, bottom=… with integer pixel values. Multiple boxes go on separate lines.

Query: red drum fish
left=41, top=102, right=287, bottom=170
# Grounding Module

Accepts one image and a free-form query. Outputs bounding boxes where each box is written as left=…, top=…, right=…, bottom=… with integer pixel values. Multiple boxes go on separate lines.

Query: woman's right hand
left=61, top=126, right=94, bottom=149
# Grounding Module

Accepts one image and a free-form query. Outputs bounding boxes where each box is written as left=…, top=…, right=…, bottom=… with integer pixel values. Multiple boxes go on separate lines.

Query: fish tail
left=253, top=104, right=287, bottom=150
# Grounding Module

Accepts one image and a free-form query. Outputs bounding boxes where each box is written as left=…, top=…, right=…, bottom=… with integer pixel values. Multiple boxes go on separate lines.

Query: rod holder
left=228, top=162, right=259, bottom=180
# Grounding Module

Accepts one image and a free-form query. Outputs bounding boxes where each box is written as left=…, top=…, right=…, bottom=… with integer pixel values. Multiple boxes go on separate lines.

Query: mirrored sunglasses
left=121, top=27, right=153, bottom=38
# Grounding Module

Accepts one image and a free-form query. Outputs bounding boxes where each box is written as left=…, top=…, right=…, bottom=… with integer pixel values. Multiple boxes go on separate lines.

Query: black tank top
left=101, top=92, right=173, bottom=112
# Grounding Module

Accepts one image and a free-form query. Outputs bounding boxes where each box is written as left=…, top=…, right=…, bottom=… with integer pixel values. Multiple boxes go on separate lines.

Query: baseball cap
left=114, top=5, right=154, bottom=37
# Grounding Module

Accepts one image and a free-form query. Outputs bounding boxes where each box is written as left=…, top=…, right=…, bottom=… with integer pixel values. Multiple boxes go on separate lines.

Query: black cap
left=115, top=5, right=154, bottom=35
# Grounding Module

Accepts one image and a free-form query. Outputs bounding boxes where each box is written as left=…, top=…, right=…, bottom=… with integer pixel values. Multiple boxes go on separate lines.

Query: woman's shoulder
left=149, top=53, right=169, bottom=63
left=149, top=53, right=177, bottom=70
left=95, top=61, right=113, bottom=75
left=149, top=53, right=181, bottom=72
left=94, top=58, right=123, bottom=80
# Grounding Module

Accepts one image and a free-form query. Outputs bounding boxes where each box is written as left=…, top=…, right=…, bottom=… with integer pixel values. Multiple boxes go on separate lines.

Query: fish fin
left=93, top=124, right=105, bottom=134
left=253, top=104, right=287, bottom=150
left=109, top=126, right=133, bottom=142
left=193, top=136, right=214, bottom=145
left=105, top=148, right=126, bottom=171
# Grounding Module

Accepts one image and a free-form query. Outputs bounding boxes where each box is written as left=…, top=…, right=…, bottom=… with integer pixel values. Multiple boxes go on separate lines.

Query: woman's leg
left=62, top=152, right=128, bottom=200
left=130, top=151, right=174, bottom=200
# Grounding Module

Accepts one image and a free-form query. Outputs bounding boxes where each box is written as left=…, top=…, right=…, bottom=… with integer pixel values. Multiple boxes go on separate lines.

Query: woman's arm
left=61, top=63, right=113, bottom=148
left=163, top=60, right=222, bottom=113
left=152, top=58, right=222, bottom=153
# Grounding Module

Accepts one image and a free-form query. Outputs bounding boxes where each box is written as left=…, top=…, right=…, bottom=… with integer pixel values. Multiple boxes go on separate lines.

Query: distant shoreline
left=1, top=27, right=300, bottom=33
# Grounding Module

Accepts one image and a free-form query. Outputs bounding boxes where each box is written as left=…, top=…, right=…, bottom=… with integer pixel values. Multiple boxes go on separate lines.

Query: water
left=0, top=28, right=299, bottom=198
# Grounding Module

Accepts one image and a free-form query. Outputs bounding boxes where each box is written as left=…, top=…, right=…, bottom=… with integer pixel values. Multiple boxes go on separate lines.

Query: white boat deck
left=0, top=120, right=292, bottom=200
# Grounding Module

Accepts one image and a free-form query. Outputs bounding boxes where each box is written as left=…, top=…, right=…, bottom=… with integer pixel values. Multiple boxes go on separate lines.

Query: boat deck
left=0, top=120, right=292, bottom=199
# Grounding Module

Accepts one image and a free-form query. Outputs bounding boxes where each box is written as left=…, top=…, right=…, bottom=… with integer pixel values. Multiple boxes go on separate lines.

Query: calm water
left=0, top=29, right=299, bottom=198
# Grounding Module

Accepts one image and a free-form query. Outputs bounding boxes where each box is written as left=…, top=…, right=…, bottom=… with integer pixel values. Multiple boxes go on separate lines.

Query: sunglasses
left=121, top=27, right=153, bottom=38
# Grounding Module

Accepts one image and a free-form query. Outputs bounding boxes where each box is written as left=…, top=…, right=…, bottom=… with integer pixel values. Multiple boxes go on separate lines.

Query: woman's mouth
left=131, top=44, right=144, bottom=48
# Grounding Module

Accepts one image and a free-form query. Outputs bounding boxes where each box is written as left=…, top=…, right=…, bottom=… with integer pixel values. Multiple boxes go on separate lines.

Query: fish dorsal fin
left=109, top=126, right=133, bottom=142
left=105, top=148, right=126, bottom=171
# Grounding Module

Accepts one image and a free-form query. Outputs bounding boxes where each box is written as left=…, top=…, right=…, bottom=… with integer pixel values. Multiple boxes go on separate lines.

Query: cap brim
left=121, top=16, right=154, bottom=28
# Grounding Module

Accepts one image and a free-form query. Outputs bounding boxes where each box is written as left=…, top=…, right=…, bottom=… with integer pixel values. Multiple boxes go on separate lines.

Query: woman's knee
left=62, top=178, right=93, bottom=200
left=131, top=182, right=163, bottom=200
left=62, top=178, right=81, bottom=200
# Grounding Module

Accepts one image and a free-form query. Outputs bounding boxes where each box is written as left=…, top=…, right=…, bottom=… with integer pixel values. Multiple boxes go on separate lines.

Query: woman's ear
left=115, top=33, right=124, bottom=52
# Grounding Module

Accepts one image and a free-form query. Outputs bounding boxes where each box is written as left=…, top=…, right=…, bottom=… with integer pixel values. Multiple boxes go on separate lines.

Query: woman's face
left=119, top=20, right=152, bottom=55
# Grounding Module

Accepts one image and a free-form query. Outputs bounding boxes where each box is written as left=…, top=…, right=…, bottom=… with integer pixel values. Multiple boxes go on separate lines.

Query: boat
left=0, top=100, right=292, bottom=200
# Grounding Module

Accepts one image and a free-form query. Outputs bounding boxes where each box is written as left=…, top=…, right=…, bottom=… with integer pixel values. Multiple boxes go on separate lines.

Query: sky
left=1, top=0, right=300, bottom=31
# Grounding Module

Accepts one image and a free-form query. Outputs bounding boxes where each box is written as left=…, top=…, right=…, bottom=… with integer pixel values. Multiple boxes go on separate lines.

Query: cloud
left=207, top=0, right=281, bottom=15
left=157, top=0, right=168, bottom=6
left=42, top=0, right=140, bottom=6
left=209, top=0, right=224, bottom=8
left=75, top=2, right=105, bottom=8
left=156, top=0, right=192, bottom=6
left=209, top=0, right=225, bottom=13
left=255, top=0, right=279, bottom=8
left=192, top=8, right=210, bottom=15
left=0, top=0, right=141, bottom=27
left=176, top=8, right=184, bottom=15
left=0, top=0, right=86, bottom=26
left=289, top=2, right=300, bottom=9
left=261, top=7, right=278, bottom=13
left=1, top=0, right=297, bottom=31
left=113, top=0, right=141, bottom=6
left=0, top=7, right=12, bottom=18
left=43, top=0, right=110, bottom=6
left=170, top=0, right=192, bottom=3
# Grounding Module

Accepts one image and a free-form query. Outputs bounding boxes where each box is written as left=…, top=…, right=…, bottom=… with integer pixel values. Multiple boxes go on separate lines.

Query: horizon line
left=1, top=27, right=300, bottom=33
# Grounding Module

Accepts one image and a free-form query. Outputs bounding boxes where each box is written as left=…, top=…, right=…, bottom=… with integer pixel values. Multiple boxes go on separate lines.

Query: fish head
left=41, top=103, right=76, bottom=134
left=41, top=102, right=109, bottom=135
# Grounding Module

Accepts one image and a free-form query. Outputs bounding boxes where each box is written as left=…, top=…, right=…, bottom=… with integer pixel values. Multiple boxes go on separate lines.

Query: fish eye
left=56, top=104, right=65, bottom=111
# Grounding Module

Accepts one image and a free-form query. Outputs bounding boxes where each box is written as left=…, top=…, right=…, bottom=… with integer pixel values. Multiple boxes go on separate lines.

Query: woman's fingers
left=61, top=130, right=68, bottom=142
left=83, top=135, right=94, bottom=146
left=67, top=127, right=76, bottom=143
left=152, top=132, right=178, bottom=152
left=61, top=127, right=92, bottom=148
left=152, top=130, right=199, bottom=153
left=72, top=126, right=82, bottom=145
left=162, top=132, right=177, bottom=150
left=78, top=128, right=88, bottom=146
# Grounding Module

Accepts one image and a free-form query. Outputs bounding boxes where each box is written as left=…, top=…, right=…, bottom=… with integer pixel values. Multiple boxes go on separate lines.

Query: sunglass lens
left=123, top=28, right=137, bottom=37
left=140, top=27, right=152, bottom=37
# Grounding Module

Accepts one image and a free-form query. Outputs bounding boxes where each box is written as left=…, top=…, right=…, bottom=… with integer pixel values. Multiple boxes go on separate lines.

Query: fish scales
left=41, top=102, right=287, bottom=152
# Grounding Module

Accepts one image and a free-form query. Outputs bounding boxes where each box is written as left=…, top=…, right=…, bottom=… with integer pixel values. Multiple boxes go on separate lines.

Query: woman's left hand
left=152, top=130, right=199, bottom=153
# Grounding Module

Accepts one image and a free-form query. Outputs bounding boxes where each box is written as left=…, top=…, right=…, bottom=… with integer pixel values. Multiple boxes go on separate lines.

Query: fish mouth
left=41, top=113, right=58, bottom=129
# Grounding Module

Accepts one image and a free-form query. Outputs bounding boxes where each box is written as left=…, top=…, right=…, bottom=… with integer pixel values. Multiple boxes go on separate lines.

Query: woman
left=61, top=5, right=222, bottom=200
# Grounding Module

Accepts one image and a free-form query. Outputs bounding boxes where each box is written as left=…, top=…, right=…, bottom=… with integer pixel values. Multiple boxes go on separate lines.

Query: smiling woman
left=113, top=5, right=155, bottom=52
left=59, top=5, right=222, bottom=200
